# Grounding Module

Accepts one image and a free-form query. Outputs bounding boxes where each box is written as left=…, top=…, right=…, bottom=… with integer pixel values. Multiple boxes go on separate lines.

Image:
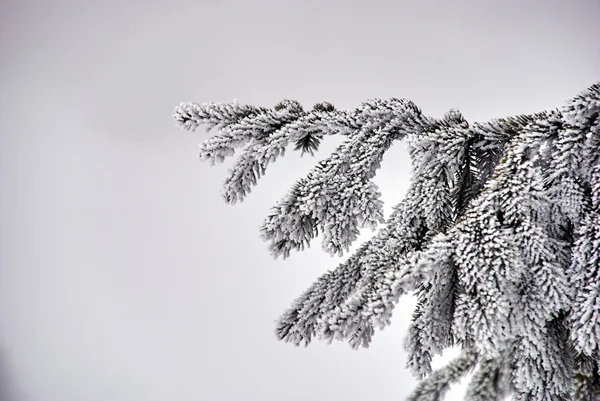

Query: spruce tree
left=173, top=83, right=600, bottom=400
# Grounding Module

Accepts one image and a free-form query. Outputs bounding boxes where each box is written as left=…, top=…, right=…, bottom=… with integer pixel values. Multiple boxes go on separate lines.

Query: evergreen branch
left=407, top=348, right=478, bottom=401
left=275, top=221, right=396, bottom=346
left=176, top=81, right=600, bottom=401
left=221, top=103, right=383, bottom=203
left=173, top=101, right=266, bottom=132
left=569, top=209, right=600, bottom=357
left=260, top=98, right=429, bottom=259
left=405, top=261, right=458, bottom=378
left=275, top=195, right=428, bottom=346
left=465, top=349, right=514, bottom=401
left=316, top=114, right=472, bottom=349
left=199, top=100, right=305, bottom=166
left=319, top=232, right=454, bottom=349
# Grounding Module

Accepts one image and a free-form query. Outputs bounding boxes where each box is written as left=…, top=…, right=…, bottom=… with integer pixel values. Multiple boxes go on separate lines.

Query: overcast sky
left=1, top=1, right=599, bottom=400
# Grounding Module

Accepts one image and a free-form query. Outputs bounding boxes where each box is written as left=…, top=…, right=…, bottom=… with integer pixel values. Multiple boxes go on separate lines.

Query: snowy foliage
left=174, top=82, right=600, bottom=400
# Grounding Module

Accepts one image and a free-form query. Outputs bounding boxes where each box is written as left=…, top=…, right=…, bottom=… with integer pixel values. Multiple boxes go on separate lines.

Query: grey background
left=1, top=0, right=598, bottom=400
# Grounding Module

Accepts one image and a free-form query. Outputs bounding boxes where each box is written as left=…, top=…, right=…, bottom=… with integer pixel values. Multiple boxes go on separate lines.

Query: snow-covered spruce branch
left=464, top=347, right=514, bottom=401
left=173, top=101, right=267, bottom=132
left=275, top=111, right=475, bottom=350
left=316, top=117, right=472, bottom=350
left=321, top=231, right=457, bottom=350
left=302, top=113, right=535, bottom=357
left=200, top=100, right=306, bottom=166
left=406, top=346, right=515, bottom=401
left=175, top=82, right=600, bottom=401
left=570, top=207, right=600, bottom=357
left=260, top=98, right=430, bottom=258
left=406, top=348, right=478, bottom=401
left=274, top=218, right=403, bottom=347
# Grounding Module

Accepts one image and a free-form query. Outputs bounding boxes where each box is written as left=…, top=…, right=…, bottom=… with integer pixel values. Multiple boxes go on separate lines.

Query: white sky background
left=1, top=1, right=599, bottom=400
